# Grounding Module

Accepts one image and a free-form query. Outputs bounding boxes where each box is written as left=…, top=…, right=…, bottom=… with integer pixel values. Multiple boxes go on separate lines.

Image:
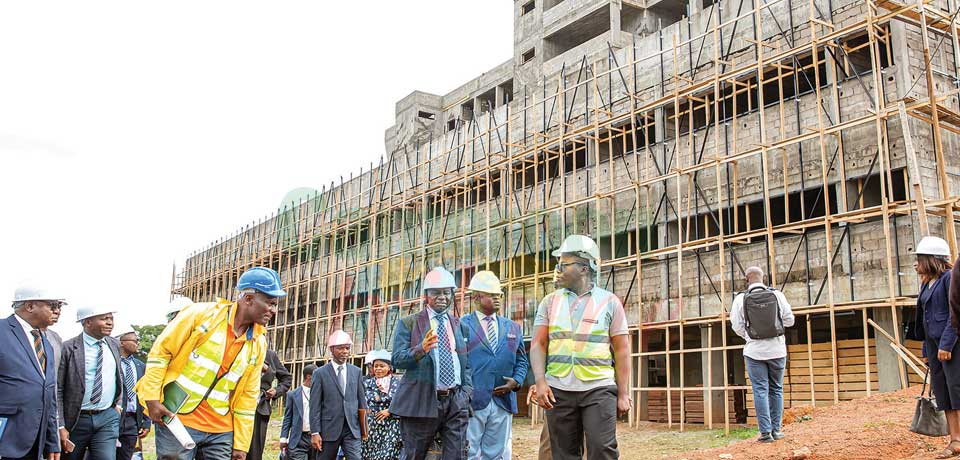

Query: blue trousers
left=155, top=423, right=231, bottom=460
left=65, top=409, right=120, bottom=460
left=745, top=356, right=786, bottom=434
left=467, top=401, right=512, bottom=460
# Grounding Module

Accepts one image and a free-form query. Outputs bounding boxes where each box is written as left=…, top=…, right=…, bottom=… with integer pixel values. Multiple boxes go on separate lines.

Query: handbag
left=910, top=368, right=949, bottom=437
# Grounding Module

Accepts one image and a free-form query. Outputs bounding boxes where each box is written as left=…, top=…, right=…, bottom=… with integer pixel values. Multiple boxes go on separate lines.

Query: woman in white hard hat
left=360, top=350, right=401, bottom=460
left=911, top=236, right=960, bottom=458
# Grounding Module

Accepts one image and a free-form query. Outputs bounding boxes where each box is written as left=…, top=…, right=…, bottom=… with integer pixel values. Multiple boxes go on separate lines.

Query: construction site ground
left=138, top=384, right=941, bottom=460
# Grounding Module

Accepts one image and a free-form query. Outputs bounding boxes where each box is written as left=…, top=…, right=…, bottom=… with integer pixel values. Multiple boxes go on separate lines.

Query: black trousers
left=398, top=388, right=469, bottom=460
left=285, top=434, right=317, bottom=460
left=247, top=412, right=270, bottom=460
left=116, top=412, right=140, bottom=460
left=545, top=385, right=619, bottom=460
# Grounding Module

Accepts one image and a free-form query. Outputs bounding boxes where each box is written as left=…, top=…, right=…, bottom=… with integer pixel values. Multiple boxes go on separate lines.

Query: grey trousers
left=544, top=386, right=618, bottom=460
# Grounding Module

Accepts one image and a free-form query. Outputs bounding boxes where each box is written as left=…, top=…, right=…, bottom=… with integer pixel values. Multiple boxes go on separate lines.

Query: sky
left=0, top=1, right=513, bottom=338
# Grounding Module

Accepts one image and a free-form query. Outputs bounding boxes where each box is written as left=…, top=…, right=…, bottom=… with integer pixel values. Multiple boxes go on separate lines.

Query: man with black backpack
left=730, top=266, right=795, bottom=443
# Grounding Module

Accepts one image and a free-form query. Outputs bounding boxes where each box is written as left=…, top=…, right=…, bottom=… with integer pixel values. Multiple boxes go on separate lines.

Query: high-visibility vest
left=174, top=310, right=259, bottom=416
left=545, top=288, right=616, bottom=381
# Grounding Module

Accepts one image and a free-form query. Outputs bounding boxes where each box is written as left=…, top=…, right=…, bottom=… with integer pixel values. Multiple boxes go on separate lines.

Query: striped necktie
left=30, top=330, right=45, bottom=372
left=434, top=313, right=457, bottom=388
left=483, top=316, right=498, bottom=353
left=123, top=358, right=137, bottom=409
left=90, top=340, right=104, bottom=405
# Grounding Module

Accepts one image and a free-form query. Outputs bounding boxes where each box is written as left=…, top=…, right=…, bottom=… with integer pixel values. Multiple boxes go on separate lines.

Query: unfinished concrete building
left=175, top=0, right=960, bottom=431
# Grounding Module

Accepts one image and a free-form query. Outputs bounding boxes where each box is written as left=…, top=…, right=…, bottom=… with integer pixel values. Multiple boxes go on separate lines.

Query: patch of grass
left=707, top=427, right=759, bottom=447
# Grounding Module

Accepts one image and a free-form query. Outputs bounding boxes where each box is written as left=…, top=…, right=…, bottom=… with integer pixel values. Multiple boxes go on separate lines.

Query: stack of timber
left=746, top=339, right=881, bottom=424
left=646, top=388, right=742, bottom=424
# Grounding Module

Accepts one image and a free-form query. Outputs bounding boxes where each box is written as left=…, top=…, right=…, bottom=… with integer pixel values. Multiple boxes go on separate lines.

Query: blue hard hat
left=237, top=267, right=287, bottom=298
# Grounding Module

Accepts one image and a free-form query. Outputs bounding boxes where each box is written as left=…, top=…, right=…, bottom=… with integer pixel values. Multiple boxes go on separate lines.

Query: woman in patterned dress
left=361, top=349, right=402, bottom=460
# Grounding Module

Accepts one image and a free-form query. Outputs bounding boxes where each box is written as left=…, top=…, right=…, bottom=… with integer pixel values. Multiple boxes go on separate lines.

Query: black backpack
left=742, top=286, right=784, bottom=340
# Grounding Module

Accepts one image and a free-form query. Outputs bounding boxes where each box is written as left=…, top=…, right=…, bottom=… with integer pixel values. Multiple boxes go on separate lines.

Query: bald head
left=745, top=266, right=764, bottom=284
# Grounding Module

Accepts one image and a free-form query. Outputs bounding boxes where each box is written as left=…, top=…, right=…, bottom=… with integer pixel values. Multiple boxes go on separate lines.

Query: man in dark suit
left=309, top=330, right=366, bottom=460
left=249, top=349, right=291, bottom=460
left=1, top=286, right=64, bottom=460
left=114, top=328, right=150, bottom=460
left=281, top=364, right=317, bottom=460
left=461, top=271, right=528, bottom=460
left=58, top=306, right=124, bottom=460
left=390, top=267, right=473, bottom=460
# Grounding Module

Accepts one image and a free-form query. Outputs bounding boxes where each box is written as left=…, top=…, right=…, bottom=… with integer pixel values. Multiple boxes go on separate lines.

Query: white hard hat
left=367, top=350, right=393, bottom=363
left=13, top=281, right=67, bottom=304
left=166, top=296, right=194, bottom=316
left=327, top=330, right=353, bottom=347
left=76, top=305, right=117, bottom=322
left=422, top=266, right=457, bottom=292
left=366, top=349, right=391, bottom=364
left=551, top=235, right=601, bottom=262
left=916, top=236, right=951, bottom=257
left=467, top=271, right=502, bottom=295
left=113, top=326, right=138, bottom=339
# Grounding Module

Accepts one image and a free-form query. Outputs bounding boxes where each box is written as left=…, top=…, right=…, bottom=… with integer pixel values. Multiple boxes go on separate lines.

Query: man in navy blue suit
left=281, top=364, right=317, bottom=460
left=390, top=266, right=473, bottom=460
left=461, top=271, right=527, bottom=460
left=1, top=285, right=64, bottom=460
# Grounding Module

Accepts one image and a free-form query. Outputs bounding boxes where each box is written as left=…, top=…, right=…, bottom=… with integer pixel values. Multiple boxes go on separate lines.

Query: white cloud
left=0, top=1, right=513, bottom=337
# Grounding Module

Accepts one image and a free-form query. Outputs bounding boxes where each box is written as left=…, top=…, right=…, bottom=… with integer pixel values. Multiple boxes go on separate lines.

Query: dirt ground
left=680, top=384, right=945, bottom=460
left=140, top=384, right=946, bottom=460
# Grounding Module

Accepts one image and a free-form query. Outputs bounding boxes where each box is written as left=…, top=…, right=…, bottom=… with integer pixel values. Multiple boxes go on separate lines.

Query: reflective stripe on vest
left=175, top=312, right=258, bottom=416
left=545, top=290, right=616, bottom=381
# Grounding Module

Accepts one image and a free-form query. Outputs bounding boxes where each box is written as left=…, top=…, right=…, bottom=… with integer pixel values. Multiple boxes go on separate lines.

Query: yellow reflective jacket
left=136, top=298, right=267, bottom=451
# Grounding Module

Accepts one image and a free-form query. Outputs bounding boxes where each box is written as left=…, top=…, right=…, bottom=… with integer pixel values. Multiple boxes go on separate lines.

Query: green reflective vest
left=545, top=288, right=616, bottom=381
left=174, top=309, right=259, bottom=416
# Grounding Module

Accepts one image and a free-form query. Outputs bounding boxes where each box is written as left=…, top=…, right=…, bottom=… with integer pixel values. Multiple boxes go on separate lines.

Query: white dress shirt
left=730, top=282, right=796, bottom=360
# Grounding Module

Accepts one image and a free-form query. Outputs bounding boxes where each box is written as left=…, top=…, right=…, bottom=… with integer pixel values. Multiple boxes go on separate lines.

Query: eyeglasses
left=555, top=261, right=587, bottom=271
left=424, top=289, right=453, bottom=298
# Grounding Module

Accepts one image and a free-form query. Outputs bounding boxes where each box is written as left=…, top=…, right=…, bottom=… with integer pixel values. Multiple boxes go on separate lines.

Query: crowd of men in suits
left=1, top=289, right=151, bottom=460
left=3, top=233, right=631, bottom=460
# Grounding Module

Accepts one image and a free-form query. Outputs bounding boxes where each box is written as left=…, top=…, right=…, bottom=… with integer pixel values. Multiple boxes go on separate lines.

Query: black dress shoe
left=772, top=431, right=785, bottom=440
left=758, top=433, right=774, bottom=443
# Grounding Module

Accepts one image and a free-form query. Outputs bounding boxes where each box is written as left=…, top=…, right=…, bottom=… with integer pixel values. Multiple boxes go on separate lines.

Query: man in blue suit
left=390, top=267, right=473, bottom=460
left=281, top=364, right=317, bottom=460
left=461, top=271, right=528, bottom=460
left=309, top=330, right=366, bottom=460
left=1, top=285, right=64, bottom=460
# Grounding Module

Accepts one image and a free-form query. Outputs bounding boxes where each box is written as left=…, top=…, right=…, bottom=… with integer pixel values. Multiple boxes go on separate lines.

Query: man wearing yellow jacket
left=137, top=267, right=286, bottom=460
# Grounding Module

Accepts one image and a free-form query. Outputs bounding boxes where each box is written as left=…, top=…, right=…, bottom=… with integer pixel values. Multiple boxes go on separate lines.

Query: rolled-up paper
left=165, top=416, right=196, bottom=449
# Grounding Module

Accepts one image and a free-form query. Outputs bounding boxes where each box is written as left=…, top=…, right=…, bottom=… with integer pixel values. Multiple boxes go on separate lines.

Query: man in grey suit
left=58, top=306, right=124, bottom=460
left=309, top=330, right=366, bottom=460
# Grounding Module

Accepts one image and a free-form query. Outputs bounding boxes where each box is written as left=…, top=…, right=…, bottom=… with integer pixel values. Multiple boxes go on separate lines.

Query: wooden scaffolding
left=175, top=0, right=960, bottom=433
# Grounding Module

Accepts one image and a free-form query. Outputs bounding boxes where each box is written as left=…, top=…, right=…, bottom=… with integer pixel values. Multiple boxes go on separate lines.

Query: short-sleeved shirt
left=534, top=285, right=628, bottom=392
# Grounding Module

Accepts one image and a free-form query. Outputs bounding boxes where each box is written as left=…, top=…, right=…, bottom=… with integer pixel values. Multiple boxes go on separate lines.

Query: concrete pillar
left=874, top=306, right=906, bottom=392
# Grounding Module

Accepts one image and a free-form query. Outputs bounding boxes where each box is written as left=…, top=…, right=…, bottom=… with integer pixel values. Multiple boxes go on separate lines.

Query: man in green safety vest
left=529, top=235, right=632, bottom=460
